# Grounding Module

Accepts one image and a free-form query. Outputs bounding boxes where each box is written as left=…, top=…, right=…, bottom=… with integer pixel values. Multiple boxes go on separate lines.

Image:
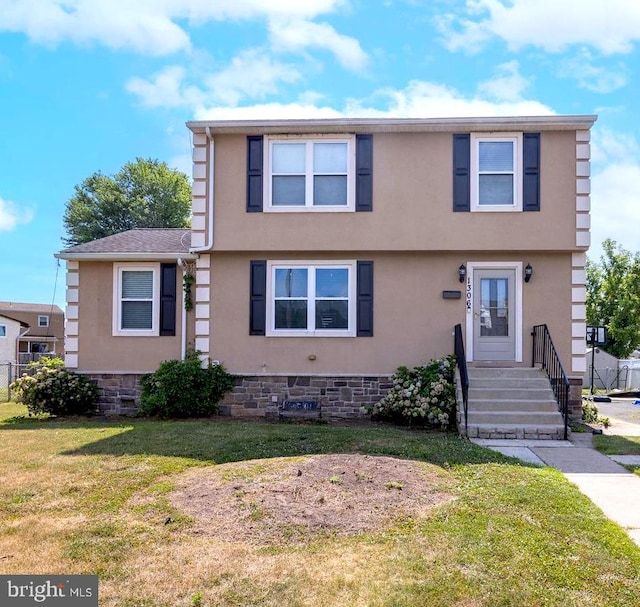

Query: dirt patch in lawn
left=168, top=454, right=454, bottom=544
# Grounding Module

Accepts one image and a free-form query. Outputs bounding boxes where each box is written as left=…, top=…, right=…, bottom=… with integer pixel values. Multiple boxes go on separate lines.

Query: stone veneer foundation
left=85, top=373, right=393, bottom=418
left=86, top=372, right=582, bottom=423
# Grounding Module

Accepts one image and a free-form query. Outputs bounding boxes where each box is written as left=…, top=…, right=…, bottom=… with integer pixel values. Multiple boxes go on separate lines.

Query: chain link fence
left=0, top=363, right=13, bottom=402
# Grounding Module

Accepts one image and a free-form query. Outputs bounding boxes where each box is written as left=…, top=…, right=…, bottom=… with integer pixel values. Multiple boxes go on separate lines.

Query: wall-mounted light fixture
left=524, top=263, right=533, bottom=283
left=458, top=264, right=467, bottom=283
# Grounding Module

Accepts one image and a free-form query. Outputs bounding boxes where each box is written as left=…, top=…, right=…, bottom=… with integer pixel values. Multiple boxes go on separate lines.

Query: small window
left=267, top=262, right=355, bottom=336
left=471, top=133, right=522, bottom=212
left=113, top=264, right=159, bottom=336
left=266, top=136, right=355, bottom=211
left=0, top=325, right=6, bottom=338
left=38, top=315, right=49, bottom=327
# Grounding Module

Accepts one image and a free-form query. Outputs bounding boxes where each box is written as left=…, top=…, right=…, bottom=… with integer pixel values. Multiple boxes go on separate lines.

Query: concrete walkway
left=472, top=423, right=640, bottom=547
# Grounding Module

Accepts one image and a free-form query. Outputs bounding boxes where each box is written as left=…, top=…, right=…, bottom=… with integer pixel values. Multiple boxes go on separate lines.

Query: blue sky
left=1, top=0, right=639, bottom=307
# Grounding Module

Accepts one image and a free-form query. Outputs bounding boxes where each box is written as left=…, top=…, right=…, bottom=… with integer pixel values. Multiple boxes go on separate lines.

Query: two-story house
left=56, top=115, right=595, bottom=431
left=0, top=302, right=64, bottom=365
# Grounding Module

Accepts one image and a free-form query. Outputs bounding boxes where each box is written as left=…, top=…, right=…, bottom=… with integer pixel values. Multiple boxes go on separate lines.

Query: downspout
left=190, top=127, right=215, bottom=251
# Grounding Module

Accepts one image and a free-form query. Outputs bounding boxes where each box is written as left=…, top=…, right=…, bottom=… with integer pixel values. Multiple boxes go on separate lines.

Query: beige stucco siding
left=208, top=131, right=578, bottom=253
left=206, top=251, right=572, bottom=376
left=76, top=262, right=183, bottom=373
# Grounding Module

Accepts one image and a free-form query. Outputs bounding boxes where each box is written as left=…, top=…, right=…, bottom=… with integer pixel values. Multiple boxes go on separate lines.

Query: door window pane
left=480, top=278, right=509, bottom=336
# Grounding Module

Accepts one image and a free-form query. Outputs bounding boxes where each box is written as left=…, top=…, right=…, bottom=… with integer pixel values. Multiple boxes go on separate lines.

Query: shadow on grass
left=0, top=414, right=521, bottom=468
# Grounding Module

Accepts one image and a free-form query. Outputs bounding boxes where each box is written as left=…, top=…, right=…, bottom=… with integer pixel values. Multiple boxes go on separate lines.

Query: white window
left=265, top=136, right=355, bottom=211
left=113, top=264, right=159, bottom=336
left=0, top=325, right=6, bottom=337
left=471, top=133, right=522, bottom=212
left=38, top=315, right=49, bottom=327
left=267, top=261, right=356, bottom=336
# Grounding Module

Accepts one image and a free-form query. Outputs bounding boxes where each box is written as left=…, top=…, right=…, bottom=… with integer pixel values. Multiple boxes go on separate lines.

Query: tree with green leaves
left=586, top=239, right=640, bottom=359
left=63, top=158, right=191, bottom=246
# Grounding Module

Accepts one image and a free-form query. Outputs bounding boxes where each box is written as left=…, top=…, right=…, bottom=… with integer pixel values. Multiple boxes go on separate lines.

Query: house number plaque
left=466, top=276, right=472, bottom=312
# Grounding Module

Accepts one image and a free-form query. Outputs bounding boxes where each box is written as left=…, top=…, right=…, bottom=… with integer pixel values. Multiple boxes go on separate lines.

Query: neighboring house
left=0, top=302, right=64, bottom=364
left=56, top=115, right=596, bottom=419
left=0, top=314, right=28, bottom=364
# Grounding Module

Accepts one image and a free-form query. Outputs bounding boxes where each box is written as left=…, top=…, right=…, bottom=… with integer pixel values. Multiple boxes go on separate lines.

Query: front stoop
left=458, top=367, right=568, bottom=440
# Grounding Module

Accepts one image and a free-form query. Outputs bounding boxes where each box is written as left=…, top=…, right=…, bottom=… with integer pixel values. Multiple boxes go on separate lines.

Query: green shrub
left=139, top=352, right=234, bottom=418
left=9, top=357, right=99, bottom=416
left=363, top=355, right=456, bottom=428
left=582, top=399, right=599, bottom=424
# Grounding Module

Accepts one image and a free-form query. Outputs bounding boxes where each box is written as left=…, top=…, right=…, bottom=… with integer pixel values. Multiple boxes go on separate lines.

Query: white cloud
left=557, top=50, right=628, bottom=93
left=346, top=79, right=553, bottom=118
left=190, top=75, right=554, bottom=121
left=203, top=49, right=301, bottom=105
left=268, top=17, right=368, bottom=71
left=439, top=0, right=640, bottom=55
left=127, top=50, right=301, bottom=109
left=126, top=66, right=203, bottom=108
left=0, top=0, right=350, bottom=56
left=0, top=196, right=34, bottom=231
left=193, top=101, right=344, bottom=121
left=590, top=130, right=640, bottom=257
left=477, top=60, right=530, bottom=101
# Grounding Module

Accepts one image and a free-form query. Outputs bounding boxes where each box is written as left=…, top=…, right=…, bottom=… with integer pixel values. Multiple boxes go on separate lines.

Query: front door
left=473, top=269, right=516, bottom=361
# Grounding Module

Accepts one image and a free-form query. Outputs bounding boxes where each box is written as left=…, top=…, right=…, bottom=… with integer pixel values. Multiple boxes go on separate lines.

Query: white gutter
left=190, top=127, right=215, bottom=252
left=54, top=252, right=197, bottom=262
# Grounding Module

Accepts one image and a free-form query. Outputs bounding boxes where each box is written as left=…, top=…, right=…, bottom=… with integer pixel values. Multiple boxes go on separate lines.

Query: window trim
left=470, top=132, right=522, bottom=212
left=266, top=260, right=357, bottom=337
left=38, top=315, right=49, bottom=328
left=112, top=263, right=160, bottom=337
left=0, top=324, right=6, bottom=338
left=263, top=135, right=356, bottom=212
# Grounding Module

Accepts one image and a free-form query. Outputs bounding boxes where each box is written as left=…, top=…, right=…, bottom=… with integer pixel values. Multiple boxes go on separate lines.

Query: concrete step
left=467, top=411, right=564, bottom=425
left=459, top=366, right=567, bottom=441
left=464, top=423, right=567, bottom=440
left=468, top=398, right=558, bottom=412
left=468, top=367, right=547, bottom=379
left=470, top=377, right=552, bottom=389
left=469, top=387, right=555, bottom=400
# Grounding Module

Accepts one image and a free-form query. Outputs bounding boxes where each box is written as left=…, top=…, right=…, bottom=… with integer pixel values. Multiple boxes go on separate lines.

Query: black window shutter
left=247, top=136, right=264, bottom=212
left=452, top=134, right=470, bottom=212
left=356, top=134, right=373, bottom=211
left=250, top=260, right=267, bottom=335
left=357, top=261, right=374, bottom=337
left=159, top=263, right=177, bottom=336
left=523, top=133, right=540, bottom=211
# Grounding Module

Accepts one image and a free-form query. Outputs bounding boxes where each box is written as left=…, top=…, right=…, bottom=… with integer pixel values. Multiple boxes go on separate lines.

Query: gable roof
left=0, top=313, right=29, bottom=327
left=56, top=229, right=196, bottom=261
left=0, top=302, right=63, bottom=317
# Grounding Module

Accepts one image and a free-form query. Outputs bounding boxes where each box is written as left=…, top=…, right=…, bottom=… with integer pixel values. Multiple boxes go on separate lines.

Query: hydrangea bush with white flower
left=363, top=355, right=457, bottom=429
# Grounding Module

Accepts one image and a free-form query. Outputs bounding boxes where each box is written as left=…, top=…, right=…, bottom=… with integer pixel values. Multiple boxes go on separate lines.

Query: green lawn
left=1, top=400, right=640, bottom=607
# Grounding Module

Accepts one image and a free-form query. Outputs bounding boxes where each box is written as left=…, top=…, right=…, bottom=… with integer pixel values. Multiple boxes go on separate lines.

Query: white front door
left=472, top=268, right=517, bottom=361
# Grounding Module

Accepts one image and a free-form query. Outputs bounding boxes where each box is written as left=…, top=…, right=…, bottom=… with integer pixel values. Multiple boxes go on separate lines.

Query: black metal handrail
left=532, top=324, right=570, bottom=440
left=454, top=324, right=469, bottom=436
